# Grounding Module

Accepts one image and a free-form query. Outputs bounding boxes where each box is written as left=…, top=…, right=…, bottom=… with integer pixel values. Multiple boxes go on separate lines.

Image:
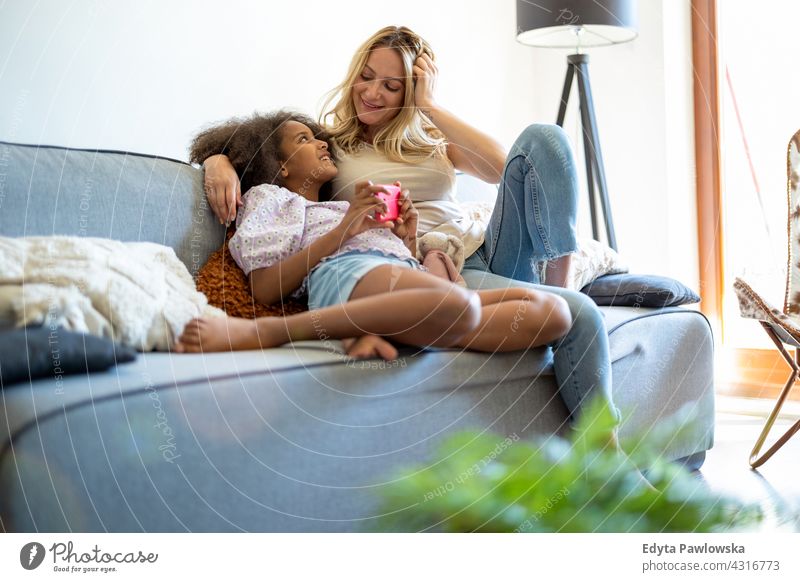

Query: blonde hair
left=321, top=26, right=447, bottom=163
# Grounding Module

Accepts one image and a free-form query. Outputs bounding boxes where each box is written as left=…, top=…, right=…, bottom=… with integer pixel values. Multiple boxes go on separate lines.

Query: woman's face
left=279, top=121, right=337, bottom=183
left=351, top=47, right=406, bottom=131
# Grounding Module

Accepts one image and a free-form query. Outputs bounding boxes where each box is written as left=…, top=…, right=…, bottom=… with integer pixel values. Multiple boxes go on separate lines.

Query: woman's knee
left=504, top=123, right=579, bottom=217
left=512, top=123, right=572, bottom=160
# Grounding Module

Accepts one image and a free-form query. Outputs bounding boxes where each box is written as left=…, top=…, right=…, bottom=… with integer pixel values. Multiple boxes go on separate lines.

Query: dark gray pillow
left=580, top=274, right=700, bottom=307
left=0, top=326, right=136, bottom=387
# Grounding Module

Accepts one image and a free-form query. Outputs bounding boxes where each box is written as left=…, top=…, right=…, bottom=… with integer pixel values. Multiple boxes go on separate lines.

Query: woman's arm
left=189, top=122, right=244, bottom=224
left=413, top=54, right=507, bottom=184
left=203, top=154, right=242, bottom=225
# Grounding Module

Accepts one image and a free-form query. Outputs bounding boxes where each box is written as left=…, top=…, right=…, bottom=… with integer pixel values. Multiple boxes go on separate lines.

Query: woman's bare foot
left=174, top=316, right=280, bottom=353
left=603, top=431, right=660, bottom=493
left=341, top=335, right=399, bottom=360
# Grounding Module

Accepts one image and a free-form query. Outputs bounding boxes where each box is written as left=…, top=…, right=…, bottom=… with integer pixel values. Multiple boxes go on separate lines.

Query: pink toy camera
left=374, top=185, right=401, bottom=223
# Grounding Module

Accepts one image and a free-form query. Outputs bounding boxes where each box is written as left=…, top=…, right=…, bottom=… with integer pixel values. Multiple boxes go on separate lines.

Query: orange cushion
left=196, top=227, right=307, bottom=318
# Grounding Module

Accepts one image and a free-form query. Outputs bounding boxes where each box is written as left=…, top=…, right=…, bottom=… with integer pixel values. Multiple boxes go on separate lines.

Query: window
left=718, top=0, right=800, bottom=350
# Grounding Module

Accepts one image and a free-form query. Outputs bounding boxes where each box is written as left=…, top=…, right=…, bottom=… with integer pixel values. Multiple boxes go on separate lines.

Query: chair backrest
left=785, top=130, right=800, bottom=316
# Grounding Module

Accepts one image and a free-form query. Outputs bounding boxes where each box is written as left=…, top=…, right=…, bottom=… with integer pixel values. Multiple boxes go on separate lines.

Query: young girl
left=177, top=110, right=571, bottom=354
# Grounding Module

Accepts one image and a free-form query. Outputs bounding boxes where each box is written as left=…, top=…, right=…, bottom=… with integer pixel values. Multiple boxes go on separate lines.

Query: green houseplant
left=376, top=398, right=764, bottom=532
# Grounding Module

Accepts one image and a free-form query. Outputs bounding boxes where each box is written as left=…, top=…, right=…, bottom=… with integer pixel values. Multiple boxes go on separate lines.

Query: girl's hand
left=391, top=184, right=418, bottom=242
left=412, top=52, right=439, bottom=114
left=203, top=154, right=243, bottom=225
left=334, top=181, right=394, bottom=241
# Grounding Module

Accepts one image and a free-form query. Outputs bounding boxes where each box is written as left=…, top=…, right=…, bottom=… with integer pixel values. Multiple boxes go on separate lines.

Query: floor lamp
left=516, top=0, right=638, bottom=251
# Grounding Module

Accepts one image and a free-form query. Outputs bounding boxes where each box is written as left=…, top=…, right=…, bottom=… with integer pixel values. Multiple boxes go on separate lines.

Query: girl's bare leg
left=176, top=266, right=481, bottom=353
left=347, top=282, right=571, bottom=352
left=456, top=288, right=572, bottom=352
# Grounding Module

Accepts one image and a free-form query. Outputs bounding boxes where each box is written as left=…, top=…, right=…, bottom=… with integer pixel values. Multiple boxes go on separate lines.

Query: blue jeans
left=462, top=124, right=617, bottom=422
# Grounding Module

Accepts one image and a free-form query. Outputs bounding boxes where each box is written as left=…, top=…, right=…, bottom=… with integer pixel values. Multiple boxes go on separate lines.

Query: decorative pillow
left=0, top=326, right=137, bottom=387
left=196, top=227, right=307, bottom=318
left=567, top=237, right=629, bottom=291
left=581, top=273, right=701, bottom=307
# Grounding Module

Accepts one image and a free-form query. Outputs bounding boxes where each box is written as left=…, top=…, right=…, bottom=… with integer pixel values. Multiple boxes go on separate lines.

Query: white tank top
left=330, top=143, right=486, bottom=257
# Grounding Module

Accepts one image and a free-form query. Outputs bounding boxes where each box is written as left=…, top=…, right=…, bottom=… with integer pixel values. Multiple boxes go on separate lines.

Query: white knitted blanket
left=0, top=236, right=223, bottom=351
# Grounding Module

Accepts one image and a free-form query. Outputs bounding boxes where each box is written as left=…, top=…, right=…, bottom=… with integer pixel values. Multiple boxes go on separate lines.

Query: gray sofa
left=0, top=141, right=715, bottom=532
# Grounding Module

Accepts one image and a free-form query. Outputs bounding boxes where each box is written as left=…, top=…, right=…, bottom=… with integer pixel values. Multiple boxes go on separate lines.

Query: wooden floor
left=696, top=396, right=800, bottom=531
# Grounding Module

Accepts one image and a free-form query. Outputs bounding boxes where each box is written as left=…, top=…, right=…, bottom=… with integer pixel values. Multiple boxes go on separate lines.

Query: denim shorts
left=307, top=250, right=422, bottom=310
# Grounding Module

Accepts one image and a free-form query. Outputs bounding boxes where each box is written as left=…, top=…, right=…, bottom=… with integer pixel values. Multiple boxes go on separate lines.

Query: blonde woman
left=200, top=26, right=614, bottom=425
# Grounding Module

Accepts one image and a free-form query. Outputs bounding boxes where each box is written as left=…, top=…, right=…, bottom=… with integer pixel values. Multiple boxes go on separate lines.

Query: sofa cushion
left=581, top=273, right=700, bottom=307
left=0, top=305, right=715, bottom=531
left=0, top=341, right=555, bottom=453
left=196, top=226, right=307, bottom=318
left=568, top=237, right=628, bottom=290
left=0, top=326, right=136, bottom=386
left=0, top=141, right=226, bottom=273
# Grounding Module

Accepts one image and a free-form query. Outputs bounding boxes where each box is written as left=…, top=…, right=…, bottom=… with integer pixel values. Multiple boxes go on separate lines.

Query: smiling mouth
left=361, top=98, right=382, bottom=111
left=319, top=155, right=333, bottom=163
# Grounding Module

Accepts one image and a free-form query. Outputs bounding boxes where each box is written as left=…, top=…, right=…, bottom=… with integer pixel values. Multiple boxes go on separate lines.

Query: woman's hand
left=412, top=52, right=439, bottom=114
left=334, top=181, right=394, bottom=241
left=391, top=184, right=418, bottom=252
left=409, top=53, right=508, bottom=183
left=203, top=154, right=242, bottom=225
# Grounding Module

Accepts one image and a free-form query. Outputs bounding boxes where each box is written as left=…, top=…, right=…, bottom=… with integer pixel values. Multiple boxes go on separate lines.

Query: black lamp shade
left=516, top=0, right=638, bottom=48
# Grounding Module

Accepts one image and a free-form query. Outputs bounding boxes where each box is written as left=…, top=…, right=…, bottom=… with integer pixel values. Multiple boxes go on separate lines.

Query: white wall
left=526, top=0, right=698, bottom=289
left=0, top=0, right=698, bottom=288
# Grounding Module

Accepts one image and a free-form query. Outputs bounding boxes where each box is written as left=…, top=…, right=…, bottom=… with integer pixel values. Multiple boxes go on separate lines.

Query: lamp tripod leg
left=574, top=56, right=617, bottom=250
left=556, top=54, right=618, bottom=250
left=557, top=64, right=575, bottom=127
left=579, top=106, right=601, bottom=241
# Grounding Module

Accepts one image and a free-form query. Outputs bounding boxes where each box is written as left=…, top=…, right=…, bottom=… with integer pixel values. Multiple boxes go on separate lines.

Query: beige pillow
left=566, top=237, right=629, bottom=291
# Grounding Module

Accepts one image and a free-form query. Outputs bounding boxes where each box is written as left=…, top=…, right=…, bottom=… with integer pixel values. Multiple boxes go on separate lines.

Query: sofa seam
left=0, top=140, right=193, bottom=168
left=606, top=308, right=713, bottom=338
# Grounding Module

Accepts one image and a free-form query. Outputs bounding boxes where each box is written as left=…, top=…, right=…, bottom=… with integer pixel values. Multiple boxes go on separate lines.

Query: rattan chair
left=733, top=129, right=800, bottom=468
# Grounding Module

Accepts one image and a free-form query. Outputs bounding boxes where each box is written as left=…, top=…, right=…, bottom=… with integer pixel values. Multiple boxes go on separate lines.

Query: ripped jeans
left=463, top=123, right=617, bottom=422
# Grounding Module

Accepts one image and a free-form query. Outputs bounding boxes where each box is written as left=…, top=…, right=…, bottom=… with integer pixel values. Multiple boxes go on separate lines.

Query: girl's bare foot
left=342, top=335, right=399, bottom=360
left=174, top=316, right=279, bottom=353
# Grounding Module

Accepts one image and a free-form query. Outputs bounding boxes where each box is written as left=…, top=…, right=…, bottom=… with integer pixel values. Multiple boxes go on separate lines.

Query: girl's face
left=279, top=121, right=337, bottom=184
left=351, top=47, right=406, bottom=131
